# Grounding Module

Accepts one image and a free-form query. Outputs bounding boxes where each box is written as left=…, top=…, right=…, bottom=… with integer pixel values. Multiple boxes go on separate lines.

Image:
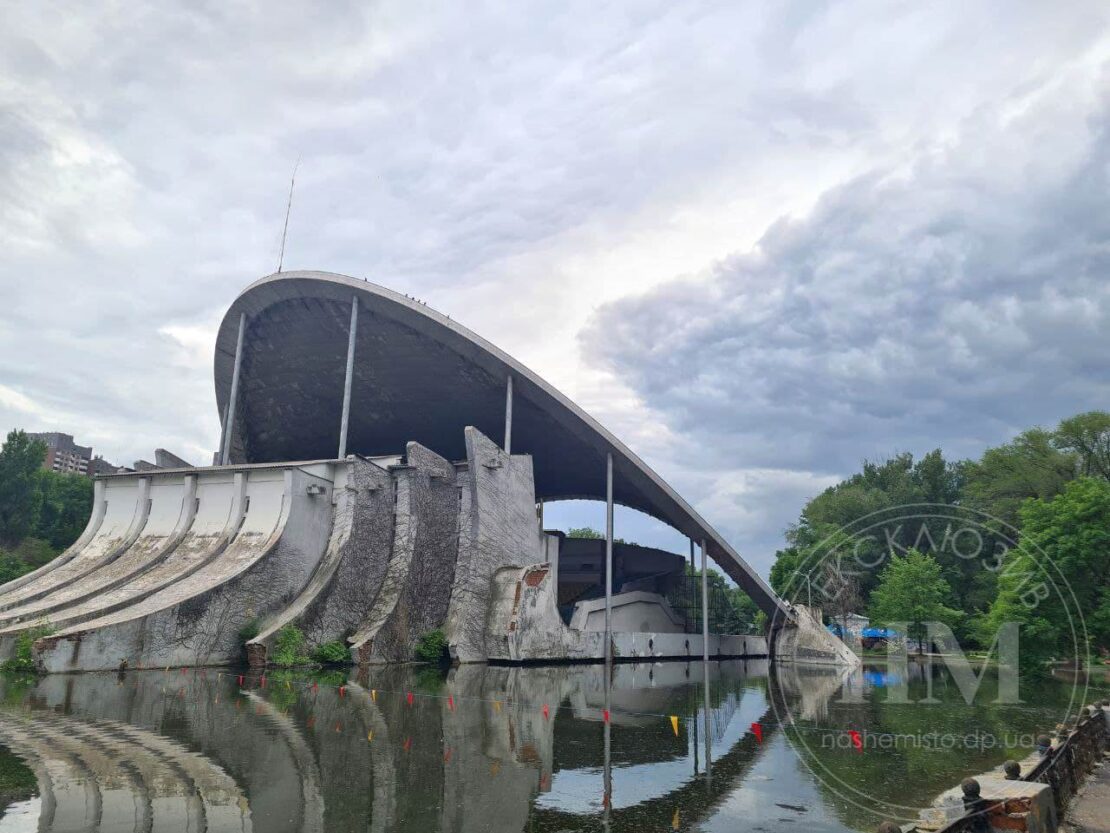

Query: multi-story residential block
left=28, top=432, right=93, bottom=475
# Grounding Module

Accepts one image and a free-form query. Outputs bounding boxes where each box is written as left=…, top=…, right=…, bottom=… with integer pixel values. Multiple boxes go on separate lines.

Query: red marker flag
left=849, top=730, right=863, bottom=751
left=751, top=722, right=763, bottom=743
left=406, top=691, right=414, bottom=706
left=542, top=704, right=550, bottom=720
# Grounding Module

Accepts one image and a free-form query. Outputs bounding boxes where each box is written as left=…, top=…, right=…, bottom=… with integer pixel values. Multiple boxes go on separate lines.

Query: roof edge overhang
left=212, top=270, right=790, bottom=619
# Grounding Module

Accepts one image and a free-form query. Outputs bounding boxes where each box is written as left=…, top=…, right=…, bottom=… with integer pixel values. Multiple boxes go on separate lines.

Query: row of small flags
left=154, top=668, right=868, bottom=752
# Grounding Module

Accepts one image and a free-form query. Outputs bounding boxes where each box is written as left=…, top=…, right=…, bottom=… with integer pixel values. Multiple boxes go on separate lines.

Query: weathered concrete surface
left=247, top=456, right=394, bottom=663
left=351, top=442, right=459, bottom=663
left=0, top=476, right=151, bottom=611
left=0, top=471, right=248, bottom=659
left=772, top=604, right=862, bottom=668
left=446, top=427, right=546, bottom=663
left=921, top=774, right=1057, bottom=832
left=487, top=562, right=768, bottom=662
left=34, top=465, right=335, bottom=671
left=0, top=474, right=198, bottom=628
left=569, top=591, right=686, bottom=634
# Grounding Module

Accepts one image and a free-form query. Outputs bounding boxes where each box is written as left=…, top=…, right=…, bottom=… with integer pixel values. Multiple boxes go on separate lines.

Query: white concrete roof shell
left=214, top=270, right=789, bottom=619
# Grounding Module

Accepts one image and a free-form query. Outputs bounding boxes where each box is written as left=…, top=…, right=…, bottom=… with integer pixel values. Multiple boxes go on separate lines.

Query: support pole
left=220, top=313, right=247, bottom=465
left=701, top=539, right=710, bottom=663
left=504, top=374, right=513, bottom=454
left=603, top=662, right=612, bottom=823
left=216, top=401, right=230, bottom=465
left=703, top=649, right=712, bottom=783
left=701, top=538, right=712, bottom=781
left=337, top=296, right=359, bottom=459
left=605, top=452, right=614, bottom=668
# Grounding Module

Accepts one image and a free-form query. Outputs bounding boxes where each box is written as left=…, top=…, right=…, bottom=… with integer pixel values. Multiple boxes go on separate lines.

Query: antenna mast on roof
left=277, top=158, right=300, bottom=273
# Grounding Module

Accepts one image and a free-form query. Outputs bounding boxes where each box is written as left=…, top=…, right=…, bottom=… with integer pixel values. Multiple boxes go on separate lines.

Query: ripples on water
left=0, top=660, right=1090, bottom=832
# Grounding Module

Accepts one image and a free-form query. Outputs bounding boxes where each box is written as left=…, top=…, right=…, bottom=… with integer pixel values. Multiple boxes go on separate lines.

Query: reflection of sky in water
left=536, top=685, right=769, bottom=812
left=703, top=734, right=846, bottom=833
left=0, top=798, right=38, bottom=833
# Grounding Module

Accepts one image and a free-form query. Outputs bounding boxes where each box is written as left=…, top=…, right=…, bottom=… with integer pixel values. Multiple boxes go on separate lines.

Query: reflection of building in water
left=0, top=659, right=848, bottom=833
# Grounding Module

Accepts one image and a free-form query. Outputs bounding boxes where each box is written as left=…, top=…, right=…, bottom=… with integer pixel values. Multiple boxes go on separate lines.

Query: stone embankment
left=876, top=700, right=1110, bottom=833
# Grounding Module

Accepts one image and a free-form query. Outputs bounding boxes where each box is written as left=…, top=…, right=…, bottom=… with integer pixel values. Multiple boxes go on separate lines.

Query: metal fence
left=665, top=574, right=754, bottom=634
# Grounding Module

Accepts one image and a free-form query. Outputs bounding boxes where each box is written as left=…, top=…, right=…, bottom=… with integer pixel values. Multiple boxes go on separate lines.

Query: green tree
left=963, top=427, right=1077, bottom=529
left=869, top=549, right=962, bottom=654
left=1053, top=411, right=1110, bottom=480
left=770, top=451, right=976, bottom=625
left=985, top=477, right=1110, bottom=670
left=33, top=469, right=93, bottom=550
left=565, top=526, right=627, bottom=544
left=566, top=527, right=602, bottom=539
left=0, top=431, right=46, bottom=546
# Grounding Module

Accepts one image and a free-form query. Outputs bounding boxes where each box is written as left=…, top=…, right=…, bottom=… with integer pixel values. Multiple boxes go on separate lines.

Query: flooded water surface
left=0, top=660, right=1087, bottom=832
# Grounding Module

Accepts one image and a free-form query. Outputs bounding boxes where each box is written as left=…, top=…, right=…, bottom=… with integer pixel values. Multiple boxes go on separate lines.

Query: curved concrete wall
left=349, top=441, right=460, bottom=663
left=0, top=473, right=247, bottom=651
left=29, top=463, right=336, bottom=671
left=0, top=475, right=197, bottom=628
left=446, top=427, right=547, bottom=663
left=0, top=476, right=151, bottom=611
left=247, top=456, right=394, bottom=663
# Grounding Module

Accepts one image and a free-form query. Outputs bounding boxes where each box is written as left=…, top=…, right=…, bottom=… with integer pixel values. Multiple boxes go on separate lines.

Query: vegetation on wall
left=415, top=628, right=449, bottom=663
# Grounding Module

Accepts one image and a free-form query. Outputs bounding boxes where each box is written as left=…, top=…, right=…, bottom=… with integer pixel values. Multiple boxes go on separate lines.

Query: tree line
left=768, top=411, right=1110, bottom=670
left=0, top=430, right=94, bottom=584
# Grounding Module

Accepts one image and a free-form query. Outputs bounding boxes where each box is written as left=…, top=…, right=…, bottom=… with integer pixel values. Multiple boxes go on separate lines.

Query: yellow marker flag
left=371, top=689, right=377, bottom=701
left=670, top=715, right=680, bottom=736
left=672, top=807, right=680, bottom=830
left=367, top=731, right=373, bottom=742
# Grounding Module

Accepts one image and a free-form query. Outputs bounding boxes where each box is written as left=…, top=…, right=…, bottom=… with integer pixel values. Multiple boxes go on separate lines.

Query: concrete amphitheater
left=3, top=270, right=856, bottom=672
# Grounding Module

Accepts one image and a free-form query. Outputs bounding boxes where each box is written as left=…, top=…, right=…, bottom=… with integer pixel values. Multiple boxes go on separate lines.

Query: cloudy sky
left=3, top=1, right=1110, bottom=576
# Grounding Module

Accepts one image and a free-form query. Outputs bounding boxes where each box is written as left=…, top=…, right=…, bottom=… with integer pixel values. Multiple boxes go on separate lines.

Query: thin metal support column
left=604, top=452, right=614, bottom=668
left=338, top=296, right=359, bottom=458
left=504, top=374, right=513, bottom=454
left=220, top=313, right=247, bottom=465
left=701, top=539, right=710, bottom=662
left=701, top=538, right=712, bottom=782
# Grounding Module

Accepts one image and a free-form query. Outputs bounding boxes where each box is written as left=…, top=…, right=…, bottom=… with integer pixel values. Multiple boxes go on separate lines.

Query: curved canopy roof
left=214, top=270, right=789, bottom=619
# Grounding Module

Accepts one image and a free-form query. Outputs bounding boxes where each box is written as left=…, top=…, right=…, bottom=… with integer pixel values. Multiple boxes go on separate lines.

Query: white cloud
left=2, top=1, right=1109, bottom=574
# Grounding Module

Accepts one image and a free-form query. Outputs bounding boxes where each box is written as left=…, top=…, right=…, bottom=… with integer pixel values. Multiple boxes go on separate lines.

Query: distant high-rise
left=28, top=432, right=92, bottom=475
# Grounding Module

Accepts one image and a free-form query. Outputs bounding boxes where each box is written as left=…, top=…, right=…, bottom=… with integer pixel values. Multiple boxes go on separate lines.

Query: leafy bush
left=238, top=618, right=261, bottom=643
left=415, top=628, right=449, bottom=664
left=272, top=624, right=309, bottom=667
left=2, top=624, right=54, bottom=674
left=311, top=641, right=350, bottom=666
